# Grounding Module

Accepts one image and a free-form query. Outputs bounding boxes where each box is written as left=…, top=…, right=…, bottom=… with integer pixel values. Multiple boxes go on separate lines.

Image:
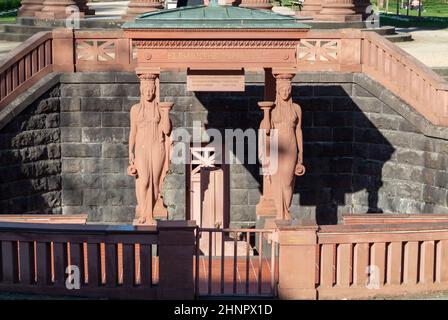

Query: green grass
left=0, top=16, right=16, bottom=23
left=371, top=0, right=448, bottom=17
left=0, top=10, right=16, bottom=24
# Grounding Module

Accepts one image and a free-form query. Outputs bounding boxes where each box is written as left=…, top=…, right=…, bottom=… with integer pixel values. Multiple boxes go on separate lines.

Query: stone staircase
left=0, top=23, right=51, bottom=42
left=362, top=25, right=413, bottom=43
left=433, top=68, right=448, bottom=82
left=0, top=4, right=413, bottom=44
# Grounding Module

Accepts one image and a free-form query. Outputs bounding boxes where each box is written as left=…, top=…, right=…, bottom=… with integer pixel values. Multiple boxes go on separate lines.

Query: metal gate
left=194, top=227, right=278, bottom=299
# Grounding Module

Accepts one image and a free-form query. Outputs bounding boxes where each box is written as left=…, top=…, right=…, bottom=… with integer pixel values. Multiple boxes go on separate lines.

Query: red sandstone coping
left=0, top=214, right=87, bottom=224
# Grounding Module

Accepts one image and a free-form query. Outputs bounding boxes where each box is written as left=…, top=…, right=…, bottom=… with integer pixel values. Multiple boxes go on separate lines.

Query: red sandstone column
left=18, top=0, right=44, bottom=17
left=315, top=0, right=361, bottom=22
left=123, top=0, right=164, bottom=21
left=157, top=221, right=196, bottom=299
left=276, top=223, right=318, bottom=300
left=239, top=0, right=273, bottom=10
left=297, top=0, right=323, bottom=18
left=35, top=0, right=84, bottom=19
left=256, top=68, right=277, bottom=218
left=52, top=28, right=75, bottom=72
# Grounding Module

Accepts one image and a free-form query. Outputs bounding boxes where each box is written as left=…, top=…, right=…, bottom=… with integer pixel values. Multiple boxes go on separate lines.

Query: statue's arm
left=128, top=105, right=137, bottom=164
left=294, top=103, right=303, bottom=164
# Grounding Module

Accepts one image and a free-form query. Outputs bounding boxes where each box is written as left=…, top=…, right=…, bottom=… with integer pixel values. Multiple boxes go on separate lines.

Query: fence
left=0, top=220, right=196, bottom=299
left=195, top=227, right=278, bottom=298
left=361, top=31, right=448, bottom=126
left=276, top=219, right=448, bottom=300
left=0, top=32, right=53, bottom=110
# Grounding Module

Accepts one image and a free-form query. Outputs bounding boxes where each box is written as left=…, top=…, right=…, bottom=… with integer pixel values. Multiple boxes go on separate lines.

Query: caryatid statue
left=260, top=73, right=305, bottom=220
left=128, top=73, right=173, bottom=225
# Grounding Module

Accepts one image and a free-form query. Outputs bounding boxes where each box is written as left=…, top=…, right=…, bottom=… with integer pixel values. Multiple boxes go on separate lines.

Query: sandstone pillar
left=276, top=223, right=318, bottom=299
left=52, top=28, right=75, bottom=72
left=123, top=0, right=164, bottom=21
left=239, top=0, right=273, bottom=10
left=157, top=221, right=196, bottom=299
left=315, top=0, right=361, bottom=22
left=256, top=68, right=277, bottom=218
left=18, top=0, right=44, bottom=17
left=296, top=0, right=323, bottom=18
left=35, top=0, right=84, bottom=19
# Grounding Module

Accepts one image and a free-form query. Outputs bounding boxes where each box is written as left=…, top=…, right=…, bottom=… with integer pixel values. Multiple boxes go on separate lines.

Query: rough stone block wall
left=0, top=86, right=61, bottom=214
left=59, top=75, right=139, bottom=223
left=350, top=75, right=448, bottom=218
left=1, top=72, right=447, bottom=226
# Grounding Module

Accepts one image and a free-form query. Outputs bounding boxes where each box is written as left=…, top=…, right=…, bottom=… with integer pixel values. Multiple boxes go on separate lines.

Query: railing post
left=276, top=222, right=318, bottom=300
left=52, top=28, right=75, bottom=72
left=340, top=30, right=362, bottom=72
left=157, top=220, right=197, bottom=300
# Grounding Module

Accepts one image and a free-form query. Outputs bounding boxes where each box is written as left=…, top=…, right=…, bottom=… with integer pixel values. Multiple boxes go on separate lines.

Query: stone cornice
left=132, top=39, right=301, bottom=49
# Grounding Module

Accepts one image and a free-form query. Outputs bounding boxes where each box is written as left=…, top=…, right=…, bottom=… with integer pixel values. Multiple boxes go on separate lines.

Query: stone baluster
left=18, top=0, right=44, bottom=17
left=315, top=0, right=361, bottom=22
left=123, top=0, right=164, bottom=21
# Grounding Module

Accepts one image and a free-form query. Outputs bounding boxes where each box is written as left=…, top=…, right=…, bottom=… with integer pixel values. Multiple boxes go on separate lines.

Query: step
left=272, top=6, right=296, bottom=16
left=362, top=26, right=396, bottom=36
left=199, top=240, right=254, bottom=257
left=17, top=16, right=124, bottom=29
left=433, top=68, right=448, bottom=78
left=0, top=33, right=31, bottom=42
left=0, top=24, right=51, bottom=34
left=384, top=32, right=413, bottom=43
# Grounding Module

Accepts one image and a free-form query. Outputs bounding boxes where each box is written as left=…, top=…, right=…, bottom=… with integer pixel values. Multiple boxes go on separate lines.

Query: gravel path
left=395, top=27, right=448, bottom=68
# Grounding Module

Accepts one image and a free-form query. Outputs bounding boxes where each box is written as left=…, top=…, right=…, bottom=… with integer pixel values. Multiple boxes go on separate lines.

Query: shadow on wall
left=0, top=86, right=62, bottom=215
left=195, top=84, right=394, bottom=225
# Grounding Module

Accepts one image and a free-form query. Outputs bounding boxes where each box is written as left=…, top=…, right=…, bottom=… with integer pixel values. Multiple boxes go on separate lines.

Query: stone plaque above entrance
left=187, top=69, right=245, bottom=92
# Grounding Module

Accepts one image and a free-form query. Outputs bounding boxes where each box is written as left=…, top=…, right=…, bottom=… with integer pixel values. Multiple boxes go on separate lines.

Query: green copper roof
left=122, top=5, right=310, bottom=29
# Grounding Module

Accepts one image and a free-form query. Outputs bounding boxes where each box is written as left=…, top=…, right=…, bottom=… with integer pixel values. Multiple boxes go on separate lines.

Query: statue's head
left=138, top=74, right=157, bottom=102
left=275, top=73, right=294, bottom=102
left=278, top=82, right=291, bottom=101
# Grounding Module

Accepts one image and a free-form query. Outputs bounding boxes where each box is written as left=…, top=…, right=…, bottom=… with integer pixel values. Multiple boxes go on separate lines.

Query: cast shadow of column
left=193, top=83, right=395, bottom=225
